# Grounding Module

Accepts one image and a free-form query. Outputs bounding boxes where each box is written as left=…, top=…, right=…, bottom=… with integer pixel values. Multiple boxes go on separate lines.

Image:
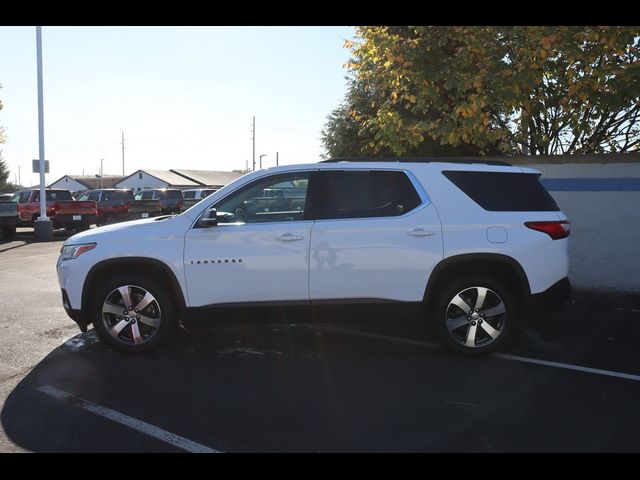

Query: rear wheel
left=432, top=275, right=517, bottom=356
left=91, top=274, right=176, bottom=353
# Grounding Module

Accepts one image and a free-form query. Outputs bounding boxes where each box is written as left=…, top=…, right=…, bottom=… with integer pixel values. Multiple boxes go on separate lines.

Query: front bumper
left=61, top=289, right=90, bottom=332
left=528, top=277, right=571, bottom=314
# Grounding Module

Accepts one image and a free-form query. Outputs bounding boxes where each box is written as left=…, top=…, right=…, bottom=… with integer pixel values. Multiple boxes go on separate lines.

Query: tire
left=1, top=226, right=16, bottom=240
left=431, top=275, right=517, bottom=356
left=90, top=273, right=177, bottom=353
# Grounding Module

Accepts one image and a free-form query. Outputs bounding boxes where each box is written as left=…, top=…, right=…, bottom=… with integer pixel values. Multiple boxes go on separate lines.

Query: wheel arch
left=82, top=257, right=187, bottom=315
left=424, top=253, right=531, bottom=306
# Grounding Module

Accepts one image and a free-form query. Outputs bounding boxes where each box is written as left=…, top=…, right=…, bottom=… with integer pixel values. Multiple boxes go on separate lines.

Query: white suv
left=57, top=159, right=571, bottom=355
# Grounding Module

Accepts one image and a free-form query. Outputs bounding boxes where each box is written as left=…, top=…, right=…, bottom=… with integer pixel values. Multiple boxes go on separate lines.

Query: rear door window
left=307, top=170, right=422, bottom=220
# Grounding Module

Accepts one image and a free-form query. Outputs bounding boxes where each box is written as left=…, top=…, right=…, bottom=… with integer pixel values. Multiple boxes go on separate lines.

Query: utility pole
left=251, top=116, right=256, bottom=171
left=259, top=154, right=267, bottom=170
left=34, top=25, right=53, bottom=241
left=276, top=151, right=279, bottom=166
left=121, top=131, right=125, bottom=175
left=100, top=159, right=104, bottom=189
left=18, top=165, right=21, bottom=186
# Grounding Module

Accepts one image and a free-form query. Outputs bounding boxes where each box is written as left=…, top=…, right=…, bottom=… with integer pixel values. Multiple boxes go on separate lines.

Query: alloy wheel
left=445, top=286, right=506, bottom=348
left=101, top=285, right=162, bottom=345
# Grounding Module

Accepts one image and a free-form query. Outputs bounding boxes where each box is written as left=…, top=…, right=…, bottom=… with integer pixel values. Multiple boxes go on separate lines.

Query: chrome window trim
left=189, top=166, right=433, bottom=228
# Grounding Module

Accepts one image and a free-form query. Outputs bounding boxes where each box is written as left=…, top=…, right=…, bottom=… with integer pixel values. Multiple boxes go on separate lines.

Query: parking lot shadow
left=4, top=302, right=640, bottom=452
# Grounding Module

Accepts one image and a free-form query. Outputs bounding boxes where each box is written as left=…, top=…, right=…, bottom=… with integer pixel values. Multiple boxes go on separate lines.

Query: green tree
left=322, top=74, right=494, bottom=159
left=334, top=26, right=640, bottom=156
left=0, top=156, right=10, bottom=189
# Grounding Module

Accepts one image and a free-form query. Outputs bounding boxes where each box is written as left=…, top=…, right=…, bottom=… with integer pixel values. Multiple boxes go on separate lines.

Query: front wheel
left=432, top=276, right=517, bottom=356
left=91, top=274, right=176, bottom=353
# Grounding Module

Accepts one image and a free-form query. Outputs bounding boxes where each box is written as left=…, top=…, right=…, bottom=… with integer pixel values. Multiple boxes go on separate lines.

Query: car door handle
left=407, top=228, right=436, bottom=237
left=276, top=233, right=305, bottom=242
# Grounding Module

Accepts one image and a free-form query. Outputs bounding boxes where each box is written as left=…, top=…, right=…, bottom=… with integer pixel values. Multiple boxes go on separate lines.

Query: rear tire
left=91, top=274, right=176, bottom=353
left=432, top=275, right=517, bottom=356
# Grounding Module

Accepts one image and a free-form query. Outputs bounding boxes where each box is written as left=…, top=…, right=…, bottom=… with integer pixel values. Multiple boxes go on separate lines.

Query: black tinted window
left=33, top=190, right=73, bottom=202
left=103, top=190, right=132, bottom=201
left=308, top=171, right=422, bottom=220
left=160, top=190, right=182, bottom=199
left=183, top=191, right=196, bottom=199
left=137, top=191, right=154, bottom=200
left=442, top=171, right=559, bottom=212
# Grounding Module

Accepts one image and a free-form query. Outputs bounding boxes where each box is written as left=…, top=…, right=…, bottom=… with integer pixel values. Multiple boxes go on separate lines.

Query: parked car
left=181, top=188, right=217, bottom=209
left=14, top=189, right=97, bottom=231
left=0, top=193, right=14, bottom=201
left=0, top=198, right=17, bottom=239
left=134, top=189, right=184, bottom=215
left=76, top=189, right=162, bottom=226
left=57, top=158, right=570, bottom=354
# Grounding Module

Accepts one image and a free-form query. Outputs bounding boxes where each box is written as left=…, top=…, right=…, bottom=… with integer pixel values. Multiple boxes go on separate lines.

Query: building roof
left=170, top=169, right=243, bottom=187
left=119, top=169, right=200, bottom=187
left=49, top=175, right=127, bottom=190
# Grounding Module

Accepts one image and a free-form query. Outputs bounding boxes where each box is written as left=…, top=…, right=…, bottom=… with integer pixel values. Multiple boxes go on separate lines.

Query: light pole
left=259, top=154, right=267, bottom=170
left=34, top=25, right=53, bottom=241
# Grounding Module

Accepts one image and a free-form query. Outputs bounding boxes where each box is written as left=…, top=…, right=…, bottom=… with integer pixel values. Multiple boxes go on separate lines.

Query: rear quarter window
left=442, top=171, right=559, bottom=212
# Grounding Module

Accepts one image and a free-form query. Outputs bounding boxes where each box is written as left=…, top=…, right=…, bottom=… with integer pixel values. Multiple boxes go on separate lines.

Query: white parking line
left=324, top=326, right=640, bottom=383
left=36, top=385, right=221, bottom=453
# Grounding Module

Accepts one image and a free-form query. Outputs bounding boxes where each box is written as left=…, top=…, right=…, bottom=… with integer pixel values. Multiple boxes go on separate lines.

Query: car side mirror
left=197, top=208, right=218, bottom=227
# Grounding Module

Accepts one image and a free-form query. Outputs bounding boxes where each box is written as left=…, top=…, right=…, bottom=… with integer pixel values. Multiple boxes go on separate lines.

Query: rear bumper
left=528, top=277, right=571, bottom=314
left=61, top=289, right=90, bottom=332
left=54, top=214, right=98, bottom=228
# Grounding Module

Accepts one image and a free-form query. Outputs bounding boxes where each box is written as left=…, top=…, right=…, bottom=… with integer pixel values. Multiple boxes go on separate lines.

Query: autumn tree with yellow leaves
left=322, top=26, right=640, bottom=157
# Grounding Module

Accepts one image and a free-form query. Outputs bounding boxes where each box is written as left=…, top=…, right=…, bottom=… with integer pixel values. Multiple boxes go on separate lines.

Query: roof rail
left=320, top=157, right=513, bottom=167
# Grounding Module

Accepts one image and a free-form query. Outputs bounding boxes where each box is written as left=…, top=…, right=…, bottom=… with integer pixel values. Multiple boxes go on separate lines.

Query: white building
left=170, top=169, right=243, bottom=188
left=115, top=170, right=200, bottom=193
left=49, top=175, right=126, bottom=192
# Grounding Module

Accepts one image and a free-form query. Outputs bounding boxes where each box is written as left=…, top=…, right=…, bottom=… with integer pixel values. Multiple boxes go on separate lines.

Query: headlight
left=60, top=243, right=96, bottom=260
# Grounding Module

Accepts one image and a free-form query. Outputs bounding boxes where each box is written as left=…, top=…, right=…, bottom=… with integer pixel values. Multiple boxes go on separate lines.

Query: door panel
left=183, top=171, right=313, bottom=307
left=184, top=222, right=312, bottom=306
left=309, top=204, right=443, bottom=302
left=307, top=169, right=443, bottom=303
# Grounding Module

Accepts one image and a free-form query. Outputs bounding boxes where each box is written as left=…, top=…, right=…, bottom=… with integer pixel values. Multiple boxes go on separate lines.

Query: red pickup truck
left=14, top=189, right=98, bottom=231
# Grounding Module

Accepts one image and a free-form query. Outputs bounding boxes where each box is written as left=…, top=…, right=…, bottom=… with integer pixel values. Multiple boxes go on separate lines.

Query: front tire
left=91, top=274, right=176, bottom=353
left=432, top=275, right=517, bottom=356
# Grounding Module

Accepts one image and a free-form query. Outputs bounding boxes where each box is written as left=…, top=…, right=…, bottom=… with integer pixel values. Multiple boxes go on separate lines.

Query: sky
left=0, top=26, right=355, bottom=187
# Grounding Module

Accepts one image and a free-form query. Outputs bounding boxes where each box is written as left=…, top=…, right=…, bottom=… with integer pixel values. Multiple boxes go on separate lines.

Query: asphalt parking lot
left=1, top=227, right=640, bottom=452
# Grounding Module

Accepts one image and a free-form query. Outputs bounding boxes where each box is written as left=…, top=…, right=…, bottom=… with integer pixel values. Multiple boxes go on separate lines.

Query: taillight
left=525, top=221, right=570, bottom=240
